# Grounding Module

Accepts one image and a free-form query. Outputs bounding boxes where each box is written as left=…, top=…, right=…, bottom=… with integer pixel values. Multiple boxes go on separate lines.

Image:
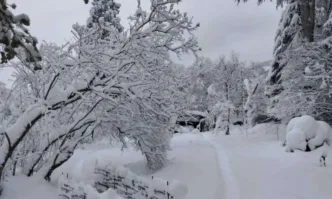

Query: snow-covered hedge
left=286, top=115, right=332, bottom=152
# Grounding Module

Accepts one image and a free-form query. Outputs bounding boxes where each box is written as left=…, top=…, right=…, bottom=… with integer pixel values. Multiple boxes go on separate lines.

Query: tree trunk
left=300, top=0, right=316, bottom=42
left=226, top=108, right=230, bottom=135
left=225, top=80, right=231, bottom=136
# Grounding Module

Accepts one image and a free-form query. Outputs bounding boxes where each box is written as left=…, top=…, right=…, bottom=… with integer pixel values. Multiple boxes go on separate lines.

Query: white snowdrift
left=286, top=115, right=332, bottom=152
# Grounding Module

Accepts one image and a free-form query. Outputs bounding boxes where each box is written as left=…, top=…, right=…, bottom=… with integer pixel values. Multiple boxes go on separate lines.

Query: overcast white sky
left=0, top=0, right=281, bottom=85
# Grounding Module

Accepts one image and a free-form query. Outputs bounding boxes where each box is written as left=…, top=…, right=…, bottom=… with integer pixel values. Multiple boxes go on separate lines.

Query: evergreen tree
left=237, top=0, right=317, bottom=91
left=268, top=0, right=302, bottom=89
left=0, top=0, right=41, bottom=68
left=86, top=0, right=123, bottom=39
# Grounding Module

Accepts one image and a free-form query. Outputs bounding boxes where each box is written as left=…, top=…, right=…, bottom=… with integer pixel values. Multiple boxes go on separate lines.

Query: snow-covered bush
left=286, top=115, right=332, bottom=152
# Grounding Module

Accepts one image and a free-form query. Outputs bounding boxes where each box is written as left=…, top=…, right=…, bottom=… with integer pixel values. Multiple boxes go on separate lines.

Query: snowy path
left=209, top=127, right=332, bottom=199
left=149, top=133, right=225, bottom=199
left=204, top=134, right=240, bottom=199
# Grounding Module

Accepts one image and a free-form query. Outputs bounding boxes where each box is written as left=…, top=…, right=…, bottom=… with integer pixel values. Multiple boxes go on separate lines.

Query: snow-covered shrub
left=286, top=115, right=332, bottom=152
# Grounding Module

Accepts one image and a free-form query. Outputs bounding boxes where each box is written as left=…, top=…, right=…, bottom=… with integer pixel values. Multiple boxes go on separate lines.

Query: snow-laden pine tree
left=0, top=0, right=41, bottom=67
left=267, top=0, right=302, bottom=94
left=87, top=0, right=123, bottom=39
left=238, top=0, right=316, bottom=94
left=267, top=0, right=332, bottom=124
left=238, top=0, right=332, bottom=125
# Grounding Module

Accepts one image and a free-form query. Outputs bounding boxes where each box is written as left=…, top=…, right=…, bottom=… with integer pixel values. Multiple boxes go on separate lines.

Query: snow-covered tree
left=87, top=0, right=123, bottom=39
left=185, top=54, right=246, bottom=134
left=186, top=57, right=213, bottom=113
left=207, top=55, right=246, bottom=134
left=0, top=0, right=199, bottom=182
left=267, top=0, right=302, bottom=87
left=244, top=62, right=272, bottom=126
left=268, top=34, right=332, bottom=124
left=0, top=0, right=41, bottom=67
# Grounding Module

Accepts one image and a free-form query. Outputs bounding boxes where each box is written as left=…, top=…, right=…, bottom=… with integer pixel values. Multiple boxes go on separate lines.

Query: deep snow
left=3, top=123, right=332, bottom=199
left=54, top=132, right=225, bottom=199
left=210, top=124, right=332, bottom=199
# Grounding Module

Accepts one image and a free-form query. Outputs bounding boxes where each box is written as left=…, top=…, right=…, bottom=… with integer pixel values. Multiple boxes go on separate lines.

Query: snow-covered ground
left=2, top=176, right=58, bottom=199
left=53, top=132, right=225, bottom=199
left=208, top=124, right=332, bottom=199
left=152, top=133, right=224, bottom=199
left=3, top=124, right=332, bottom=199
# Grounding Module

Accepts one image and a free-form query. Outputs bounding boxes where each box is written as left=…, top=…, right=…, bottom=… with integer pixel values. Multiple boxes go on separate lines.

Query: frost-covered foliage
left=0, top=0, right=199, bottom=182
left=242, top=61, right=272, bottom=127
left=185, top=57, right=213, bottom=113
left=206, top=55, right=246, bottom=134
left=184, top=54, right=258, bottom=134
left=0, top=0, right=41, bottom=66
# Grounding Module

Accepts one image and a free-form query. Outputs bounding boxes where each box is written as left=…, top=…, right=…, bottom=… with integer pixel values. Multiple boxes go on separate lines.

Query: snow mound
left=308, top=121, right=332, bottom=150
left=286, top=115, right=318, bottom=140
left=286, top=115, right=332, bottom=152
left=286, top=128, right=307, bottom=152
